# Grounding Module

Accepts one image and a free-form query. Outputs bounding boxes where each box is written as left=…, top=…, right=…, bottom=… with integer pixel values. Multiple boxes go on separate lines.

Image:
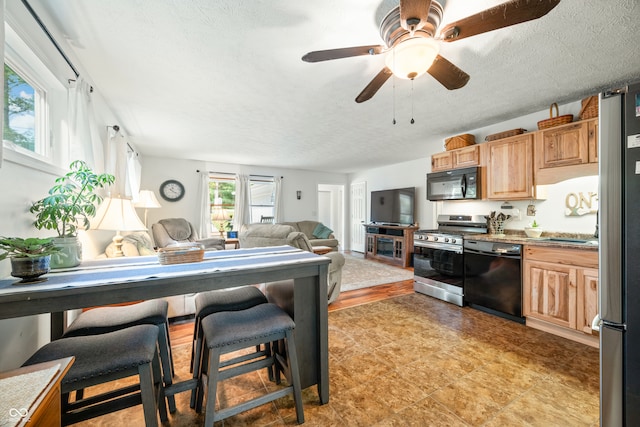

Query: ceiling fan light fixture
left=385, top=37, right=439, bottom=80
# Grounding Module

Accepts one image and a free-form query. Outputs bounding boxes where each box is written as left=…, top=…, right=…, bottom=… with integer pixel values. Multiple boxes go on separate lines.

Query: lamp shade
left=93, top=196, right=147, bottom=231
left=211, top=207, right=228, bottom=222
left=385, top=37, right=439, bottom=80
left=134, top=190, right=162, bottom=209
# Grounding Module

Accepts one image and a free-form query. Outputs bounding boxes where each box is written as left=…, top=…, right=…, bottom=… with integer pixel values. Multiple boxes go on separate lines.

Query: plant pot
left=51, top=236, right=82, bottom=269
left=524, top=227, right=543, bottom=238
left=11, top=255, right=51, bottom=283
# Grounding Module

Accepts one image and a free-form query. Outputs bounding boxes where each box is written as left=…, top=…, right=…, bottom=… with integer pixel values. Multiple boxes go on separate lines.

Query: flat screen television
left=370, top=187, right=415, bottom=225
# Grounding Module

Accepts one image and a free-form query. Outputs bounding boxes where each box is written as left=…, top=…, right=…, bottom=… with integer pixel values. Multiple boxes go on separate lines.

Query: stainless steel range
left=413, top=214, right=487, bottom=306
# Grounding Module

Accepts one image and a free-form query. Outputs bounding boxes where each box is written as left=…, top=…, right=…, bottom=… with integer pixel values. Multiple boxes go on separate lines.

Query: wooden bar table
left=0, top=246, right=330, bottom=404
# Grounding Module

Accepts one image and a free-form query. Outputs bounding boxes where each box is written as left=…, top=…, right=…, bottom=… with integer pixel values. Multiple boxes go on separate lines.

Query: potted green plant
left=0, top=237, right=61, bottom=283
left=524, top=219, right=543, bottom=238
left=29, top=160, right=115, bottom=268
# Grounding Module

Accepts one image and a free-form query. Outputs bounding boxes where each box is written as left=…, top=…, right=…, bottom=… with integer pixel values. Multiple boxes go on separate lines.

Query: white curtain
left=127, top=151, right=141, bottom=201
left=273, top=176, right=283, bottom=222
left=68, top=77, right=100, bottom=168
left=107, top=129, right=128, bottom=197
left=198, top=171, right=211, bottom=238
left=234, top=174, right=250, bottom=229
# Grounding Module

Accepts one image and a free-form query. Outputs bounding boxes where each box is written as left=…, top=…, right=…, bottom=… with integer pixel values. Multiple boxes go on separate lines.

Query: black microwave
left=426, top=167, right=480, bottom=201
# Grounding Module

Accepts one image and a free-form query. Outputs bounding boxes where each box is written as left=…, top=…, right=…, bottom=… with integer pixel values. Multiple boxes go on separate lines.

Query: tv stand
left=364, top=224, right=418, bottom=268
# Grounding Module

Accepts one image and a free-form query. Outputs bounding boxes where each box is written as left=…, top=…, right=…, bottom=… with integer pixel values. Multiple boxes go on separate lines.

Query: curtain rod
left=108, top=125, right=135, bottom=154
left=21, top=0, right=80, bottom=78
left=196, top=170, right=283, bottom=179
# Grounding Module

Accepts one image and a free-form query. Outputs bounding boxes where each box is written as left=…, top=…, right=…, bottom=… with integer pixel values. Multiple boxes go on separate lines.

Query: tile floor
left=79, top=293, right=600, bottom=426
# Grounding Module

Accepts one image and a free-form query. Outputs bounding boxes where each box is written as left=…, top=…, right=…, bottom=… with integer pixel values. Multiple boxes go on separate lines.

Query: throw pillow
left=312, top=223, right=333, bottom=239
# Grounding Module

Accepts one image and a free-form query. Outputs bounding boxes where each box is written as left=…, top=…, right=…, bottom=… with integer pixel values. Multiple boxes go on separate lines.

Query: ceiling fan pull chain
left=410, top=80, right=415, bottom=124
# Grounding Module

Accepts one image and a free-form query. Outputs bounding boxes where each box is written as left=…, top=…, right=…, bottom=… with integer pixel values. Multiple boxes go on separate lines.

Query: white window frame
left=208, top=174, right=236, bottom=234
left=3, top=18, right=69, bottom=175
left=249, top=176, right=276, bottom=223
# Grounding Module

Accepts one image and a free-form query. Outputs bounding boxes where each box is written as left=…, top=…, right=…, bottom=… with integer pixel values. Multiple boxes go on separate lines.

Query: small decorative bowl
left=524, top=227, right=543, bottom=238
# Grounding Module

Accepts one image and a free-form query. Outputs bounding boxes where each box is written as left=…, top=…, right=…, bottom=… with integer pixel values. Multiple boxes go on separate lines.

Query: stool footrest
left=164, top=379, right=198, bottom=396
left=213, top=387, right=293, bottom=422
left=64, top=392, right=142, bottom=426
left=66, top=384, right=141, bottom=411
left=213, top=356, right=273, bottom=383
left=220, top=347, right=268, bottom=368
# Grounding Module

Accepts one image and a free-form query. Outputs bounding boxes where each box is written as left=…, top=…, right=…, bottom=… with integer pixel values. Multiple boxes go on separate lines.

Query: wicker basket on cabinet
left=537, top=103, right=573, bottom=130
left=444, top=133, right=475, bottom=151
left=579, top=96, right=598, bottom=120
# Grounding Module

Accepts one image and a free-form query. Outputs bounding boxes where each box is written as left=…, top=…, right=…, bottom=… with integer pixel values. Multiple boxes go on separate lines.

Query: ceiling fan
left=302, top=0, right=561, bottom=103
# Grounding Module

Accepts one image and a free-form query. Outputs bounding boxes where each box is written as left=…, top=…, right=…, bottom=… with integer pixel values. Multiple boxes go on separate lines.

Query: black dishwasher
left=463, top=239, right=524, bottom=323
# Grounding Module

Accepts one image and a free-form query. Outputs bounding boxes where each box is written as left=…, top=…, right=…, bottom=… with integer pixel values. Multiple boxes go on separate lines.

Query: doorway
left=317, top=184, right=344, bottom=249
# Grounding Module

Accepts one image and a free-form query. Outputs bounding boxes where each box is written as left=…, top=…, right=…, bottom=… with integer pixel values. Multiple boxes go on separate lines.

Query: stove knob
left=451, top=238, right=457, bottom=244
left=444, top=238, right=449, bottom=243
left=418, top=235, right=424, bottom=240
left=433, top=237, right=438, bottom=242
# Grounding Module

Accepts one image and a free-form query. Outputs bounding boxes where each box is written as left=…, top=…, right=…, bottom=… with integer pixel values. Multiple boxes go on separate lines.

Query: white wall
left=349, top=100, right=597, bottom=235
left=139, top=156, right=349, bottom=232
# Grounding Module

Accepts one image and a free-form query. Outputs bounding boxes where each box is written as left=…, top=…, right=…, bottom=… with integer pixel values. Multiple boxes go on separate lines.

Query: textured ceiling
left=31, top=0, right=640, bottom=173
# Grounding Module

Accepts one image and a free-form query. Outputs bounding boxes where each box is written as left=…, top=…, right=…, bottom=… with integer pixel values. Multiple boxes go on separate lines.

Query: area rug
left=340, top=253, right=414, bottom=292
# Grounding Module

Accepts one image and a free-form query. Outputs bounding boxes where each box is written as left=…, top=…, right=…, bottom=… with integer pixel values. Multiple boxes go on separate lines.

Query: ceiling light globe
left=385, top=38, right=440, bottom=80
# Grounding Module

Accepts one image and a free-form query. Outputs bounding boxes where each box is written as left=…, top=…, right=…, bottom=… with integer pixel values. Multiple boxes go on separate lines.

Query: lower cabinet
left=364, top=224, right=416, bottom=267
left=523, top=246, right=599, bottom=347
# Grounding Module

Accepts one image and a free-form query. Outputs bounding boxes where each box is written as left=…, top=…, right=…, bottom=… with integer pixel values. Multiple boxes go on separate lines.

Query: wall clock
left=159, top=179, right=185, bottom=202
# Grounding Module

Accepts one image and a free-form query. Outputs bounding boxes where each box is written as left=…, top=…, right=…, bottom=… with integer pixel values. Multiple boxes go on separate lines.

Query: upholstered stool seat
left=63, top=299, right=176, bottom=411
left=194, top=303, right=304, bottom=426
left=23, top=324, right=167, bottom=426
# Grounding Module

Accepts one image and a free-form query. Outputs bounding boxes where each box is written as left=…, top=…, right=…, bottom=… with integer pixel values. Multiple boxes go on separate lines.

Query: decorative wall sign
left=565, top=191, right=598, bottom=216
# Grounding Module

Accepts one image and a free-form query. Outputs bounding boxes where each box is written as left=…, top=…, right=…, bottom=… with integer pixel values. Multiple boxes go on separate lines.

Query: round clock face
left=159, top=179, right=185, bottom=202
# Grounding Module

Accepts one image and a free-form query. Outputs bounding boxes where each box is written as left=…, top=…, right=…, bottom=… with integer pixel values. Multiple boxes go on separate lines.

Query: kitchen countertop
left=465, top=232, right=599, bottom=251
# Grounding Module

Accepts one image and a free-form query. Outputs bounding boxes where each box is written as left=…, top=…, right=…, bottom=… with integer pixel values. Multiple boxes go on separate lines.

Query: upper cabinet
left=486, top=133, right=535, bottom=200
left=431, top=144, right=481, bottom=172
left=430, top=118, right=599, bottom=197
left=538, top=122, right=589, bottom=167
left=534, top=118, right=598, bottom=185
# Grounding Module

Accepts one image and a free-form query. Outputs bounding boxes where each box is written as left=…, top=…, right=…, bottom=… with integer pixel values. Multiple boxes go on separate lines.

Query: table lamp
left=93, top=196, right=147, bottom=257
left=211, top=206, right=228, bottom=237
left=134, top=190, right=162, bottom=228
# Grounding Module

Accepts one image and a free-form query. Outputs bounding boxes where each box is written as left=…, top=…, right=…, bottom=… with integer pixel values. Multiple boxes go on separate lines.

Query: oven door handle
left=464, top=247, right=521, bottom=259
left=415, top=242, right=462, bottom=253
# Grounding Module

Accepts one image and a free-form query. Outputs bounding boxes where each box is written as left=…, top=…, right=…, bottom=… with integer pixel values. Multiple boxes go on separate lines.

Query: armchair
left=151, top=218, right=225, bottom=250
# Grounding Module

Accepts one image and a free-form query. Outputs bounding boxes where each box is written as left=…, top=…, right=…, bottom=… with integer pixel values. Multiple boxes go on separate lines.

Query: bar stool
left=22, top=324, right=167, bottom=426
left=190, top=286, right=268, bottom=375
left=194, top=303, right=304, bottom=426
left=63, top=299, right=176, bottom=412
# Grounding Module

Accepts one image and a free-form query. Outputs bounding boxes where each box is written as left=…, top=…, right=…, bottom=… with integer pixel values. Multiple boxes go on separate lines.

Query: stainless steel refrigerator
left=598, top=82, right=640, bottom=426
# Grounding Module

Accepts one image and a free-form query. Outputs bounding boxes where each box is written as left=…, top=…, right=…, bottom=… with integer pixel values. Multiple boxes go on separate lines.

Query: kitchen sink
left=541, top=237, right=599, bottom=245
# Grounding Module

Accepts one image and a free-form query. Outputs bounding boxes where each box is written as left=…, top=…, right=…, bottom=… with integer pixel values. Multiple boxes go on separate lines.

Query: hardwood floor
left=168, top=264, right=414, bottom=346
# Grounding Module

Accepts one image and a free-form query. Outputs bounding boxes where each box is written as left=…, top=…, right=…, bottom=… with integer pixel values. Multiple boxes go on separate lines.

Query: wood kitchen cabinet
left=431, top=151, right=454, bottom=172
left=431, top=144, right=481, bottom=172
left=535, top=118, right=598, bottom=184
left=523, top=246, right=598, bottom=347
left=486, top=133, right=535, bottom=200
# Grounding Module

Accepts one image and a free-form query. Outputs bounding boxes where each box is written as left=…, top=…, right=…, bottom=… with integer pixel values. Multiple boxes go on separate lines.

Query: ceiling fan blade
left=440, top=0, right=561, bottom=42
left=302, top=45, right=384, bottom=62
left=400, top=0, right=432, bottom=32
left=427, top=55, right=470, bottom=90
left=355, top=67, right=393, bottom=103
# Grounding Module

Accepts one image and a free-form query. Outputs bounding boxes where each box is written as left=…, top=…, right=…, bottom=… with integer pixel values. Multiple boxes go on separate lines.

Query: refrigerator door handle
left=591, top=313, right=601, bottom=332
